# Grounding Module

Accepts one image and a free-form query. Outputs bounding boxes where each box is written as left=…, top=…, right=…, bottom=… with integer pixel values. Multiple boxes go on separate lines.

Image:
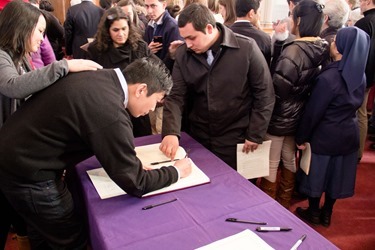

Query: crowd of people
left=0, top=0, right=373, bottom=249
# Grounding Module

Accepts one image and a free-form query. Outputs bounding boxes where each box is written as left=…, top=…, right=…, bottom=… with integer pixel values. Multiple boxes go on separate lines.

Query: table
left=75, top=133, right=338, bottom=250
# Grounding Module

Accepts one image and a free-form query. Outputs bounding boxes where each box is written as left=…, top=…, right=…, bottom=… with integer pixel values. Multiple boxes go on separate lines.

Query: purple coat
left=31, top=36, right=56, bottom=69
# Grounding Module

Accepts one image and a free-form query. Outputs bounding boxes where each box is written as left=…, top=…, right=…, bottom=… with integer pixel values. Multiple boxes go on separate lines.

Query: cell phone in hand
left=153, top=36, right=163, bottom=43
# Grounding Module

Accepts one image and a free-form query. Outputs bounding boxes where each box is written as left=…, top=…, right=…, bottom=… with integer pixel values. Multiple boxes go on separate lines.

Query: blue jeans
left=0, top=178, right=87, bottom=249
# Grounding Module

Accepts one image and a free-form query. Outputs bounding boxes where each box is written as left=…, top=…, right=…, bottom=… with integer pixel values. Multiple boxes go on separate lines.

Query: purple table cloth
left=75, top=132, right=338, bottom=250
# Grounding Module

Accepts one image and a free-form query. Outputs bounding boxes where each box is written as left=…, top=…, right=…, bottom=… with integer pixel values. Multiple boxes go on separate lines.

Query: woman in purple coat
left=295, top=26, right=370, bottom=227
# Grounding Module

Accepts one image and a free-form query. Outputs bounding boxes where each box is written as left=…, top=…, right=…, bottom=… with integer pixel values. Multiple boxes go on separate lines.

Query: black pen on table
left=142, top=198, right=178, bottom=210
left=225, top=218, right=267, bottom=225
left=290, top=234, right=307, bottom=250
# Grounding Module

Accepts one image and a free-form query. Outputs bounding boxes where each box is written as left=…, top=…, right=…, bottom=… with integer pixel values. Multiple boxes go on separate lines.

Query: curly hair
left=94, top=7, right=142, bottom=52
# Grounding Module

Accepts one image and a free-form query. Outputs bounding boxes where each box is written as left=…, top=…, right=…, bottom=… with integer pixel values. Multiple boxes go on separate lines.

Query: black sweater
left=0, top=69, right=178, bottom=197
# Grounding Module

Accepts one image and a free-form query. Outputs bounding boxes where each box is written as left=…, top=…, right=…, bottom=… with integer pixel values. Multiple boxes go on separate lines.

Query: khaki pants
left=358, top=89, right=369, bottom=159
left=149, top=106, right=163, bottom=134
left=264, top=133, right=297, bottom=183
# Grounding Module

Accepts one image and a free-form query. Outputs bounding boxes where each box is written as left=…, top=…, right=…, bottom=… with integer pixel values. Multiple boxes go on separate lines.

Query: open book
left=87, top=143, right=210, bottom=199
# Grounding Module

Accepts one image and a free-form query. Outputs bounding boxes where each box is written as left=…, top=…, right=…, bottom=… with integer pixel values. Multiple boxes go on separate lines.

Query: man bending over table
left=0, top=58, right=192, bottom=249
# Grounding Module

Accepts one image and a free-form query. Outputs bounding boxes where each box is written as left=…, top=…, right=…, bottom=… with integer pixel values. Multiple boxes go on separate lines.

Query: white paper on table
left=195, top=229, right=274, bottom=250
left=86, top=168, right=125, bottom=199
left=299, top=142, right=311, bottom=175
left=87, top=143, right=210, bottom=199
left=236, top=140, right=271, bottom=179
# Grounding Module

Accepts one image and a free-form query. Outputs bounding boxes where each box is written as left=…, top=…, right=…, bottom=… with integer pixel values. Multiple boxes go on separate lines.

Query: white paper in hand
left=300, top=143, right=311, bottom=175
left=236, top=141, right=271, bottom=179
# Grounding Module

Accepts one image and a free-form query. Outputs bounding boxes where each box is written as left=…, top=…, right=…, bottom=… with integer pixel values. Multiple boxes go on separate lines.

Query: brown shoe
left=16, top=235, right=31, bottom=250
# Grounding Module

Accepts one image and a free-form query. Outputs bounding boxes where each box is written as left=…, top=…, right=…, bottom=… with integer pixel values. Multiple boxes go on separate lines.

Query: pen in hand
left=142, top=198, right=178, bottom=210
left=150, top=159, right=179, bottom=165
left=150, top=149, right=190, bottom=165
left=290, top=234, right=307, bottom=250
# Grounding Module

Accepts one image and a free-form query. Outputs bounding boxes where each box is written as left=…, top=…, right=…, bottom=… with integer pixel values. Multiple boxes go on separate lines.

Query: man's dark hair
left=123, top=58, right=173, bottom=95
left=39, top=0, right=55, bottom=11
left=177, top=3, right=216, bottom=33
left=235, top=0, right=260, bottom=17
left=293, top=0, right=324, bottom=37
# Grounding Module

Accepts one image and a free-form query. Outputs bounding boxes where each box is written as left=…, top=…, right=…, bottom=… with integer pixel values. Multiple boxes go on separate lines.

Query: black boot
left=320, top=209, right=332, bottom=227
left=321, top=195, right=336, bottom=227
left=296, top=207, right=321, bottom=225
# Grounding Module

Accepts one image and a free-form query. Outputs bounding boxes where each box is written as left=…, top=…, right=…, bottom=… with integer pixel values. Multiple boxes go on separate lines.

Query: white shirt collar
left=234, top=20, right=251, bottom=23
left=113, top=68, right=128, bottom=107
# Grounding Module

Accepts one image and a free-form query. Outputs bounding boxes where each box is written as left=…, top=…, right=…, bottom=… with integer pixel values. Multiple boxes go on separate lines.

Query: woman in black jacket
left=87, top=7, right=158, bottom=137
left=260, top=0, right=330, bottom=208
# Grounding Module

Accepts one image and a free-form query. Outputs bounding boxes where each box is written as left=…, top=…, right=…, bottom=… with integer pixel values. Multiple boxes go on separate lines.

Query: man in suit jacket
left=230, top=0, right=271, bottom=66
left=64, top=0, right=104, bottom=59
left=160, top=4, right=275, bottom=170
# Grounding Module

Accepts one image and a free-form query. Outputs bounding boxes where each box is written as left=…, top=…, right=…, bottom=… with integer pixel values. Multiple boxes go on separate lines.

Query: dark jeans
left=0, top=178, right=87, bottom=249
left=0, top=190, right=28, bottom=248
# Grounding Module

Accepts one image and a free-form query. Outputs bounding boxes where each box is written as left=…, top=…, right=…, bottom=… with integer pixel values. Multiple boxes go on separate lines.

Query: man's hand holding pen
left=143, top=157, right=192, bottom=178
left=173, top=157, right=192, bottom=178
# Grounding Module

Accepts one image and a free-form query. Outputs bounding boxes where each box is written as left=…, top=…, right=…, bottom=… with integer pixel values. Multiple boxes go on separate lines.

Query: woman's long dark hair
left=0, top=0, right=43, bottom=67
left=292, top=0, right=325, bottom=37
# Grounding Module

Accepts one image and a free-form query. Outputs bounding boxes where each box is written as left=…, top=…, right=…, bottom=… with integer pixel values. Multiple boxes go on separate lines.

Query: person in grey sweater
left=0, top=1, right=101, bottom=248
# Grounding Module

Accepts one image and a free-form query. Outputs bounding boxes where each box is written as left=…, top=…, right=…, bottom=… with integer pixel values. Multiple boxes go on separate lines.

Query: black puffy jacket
left=268, top=37, right=329, bottom=136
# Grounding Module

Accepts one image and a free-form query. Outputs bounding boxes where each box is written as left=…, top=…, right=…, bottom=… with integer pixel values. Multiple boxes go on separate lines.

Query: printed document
left=87, top=143, right=210, bottom=199
left=236, top=141, right=271, bottom=179
left=195, top=229, right=274, bottom=250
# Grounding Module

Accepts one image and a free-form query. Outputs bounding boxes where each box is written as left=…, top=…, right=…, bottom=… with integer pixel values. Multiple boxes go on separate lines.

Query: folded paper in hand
left=87, top=143, right=210, bottom=199
left=299, top=142, right=311, bottom=175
